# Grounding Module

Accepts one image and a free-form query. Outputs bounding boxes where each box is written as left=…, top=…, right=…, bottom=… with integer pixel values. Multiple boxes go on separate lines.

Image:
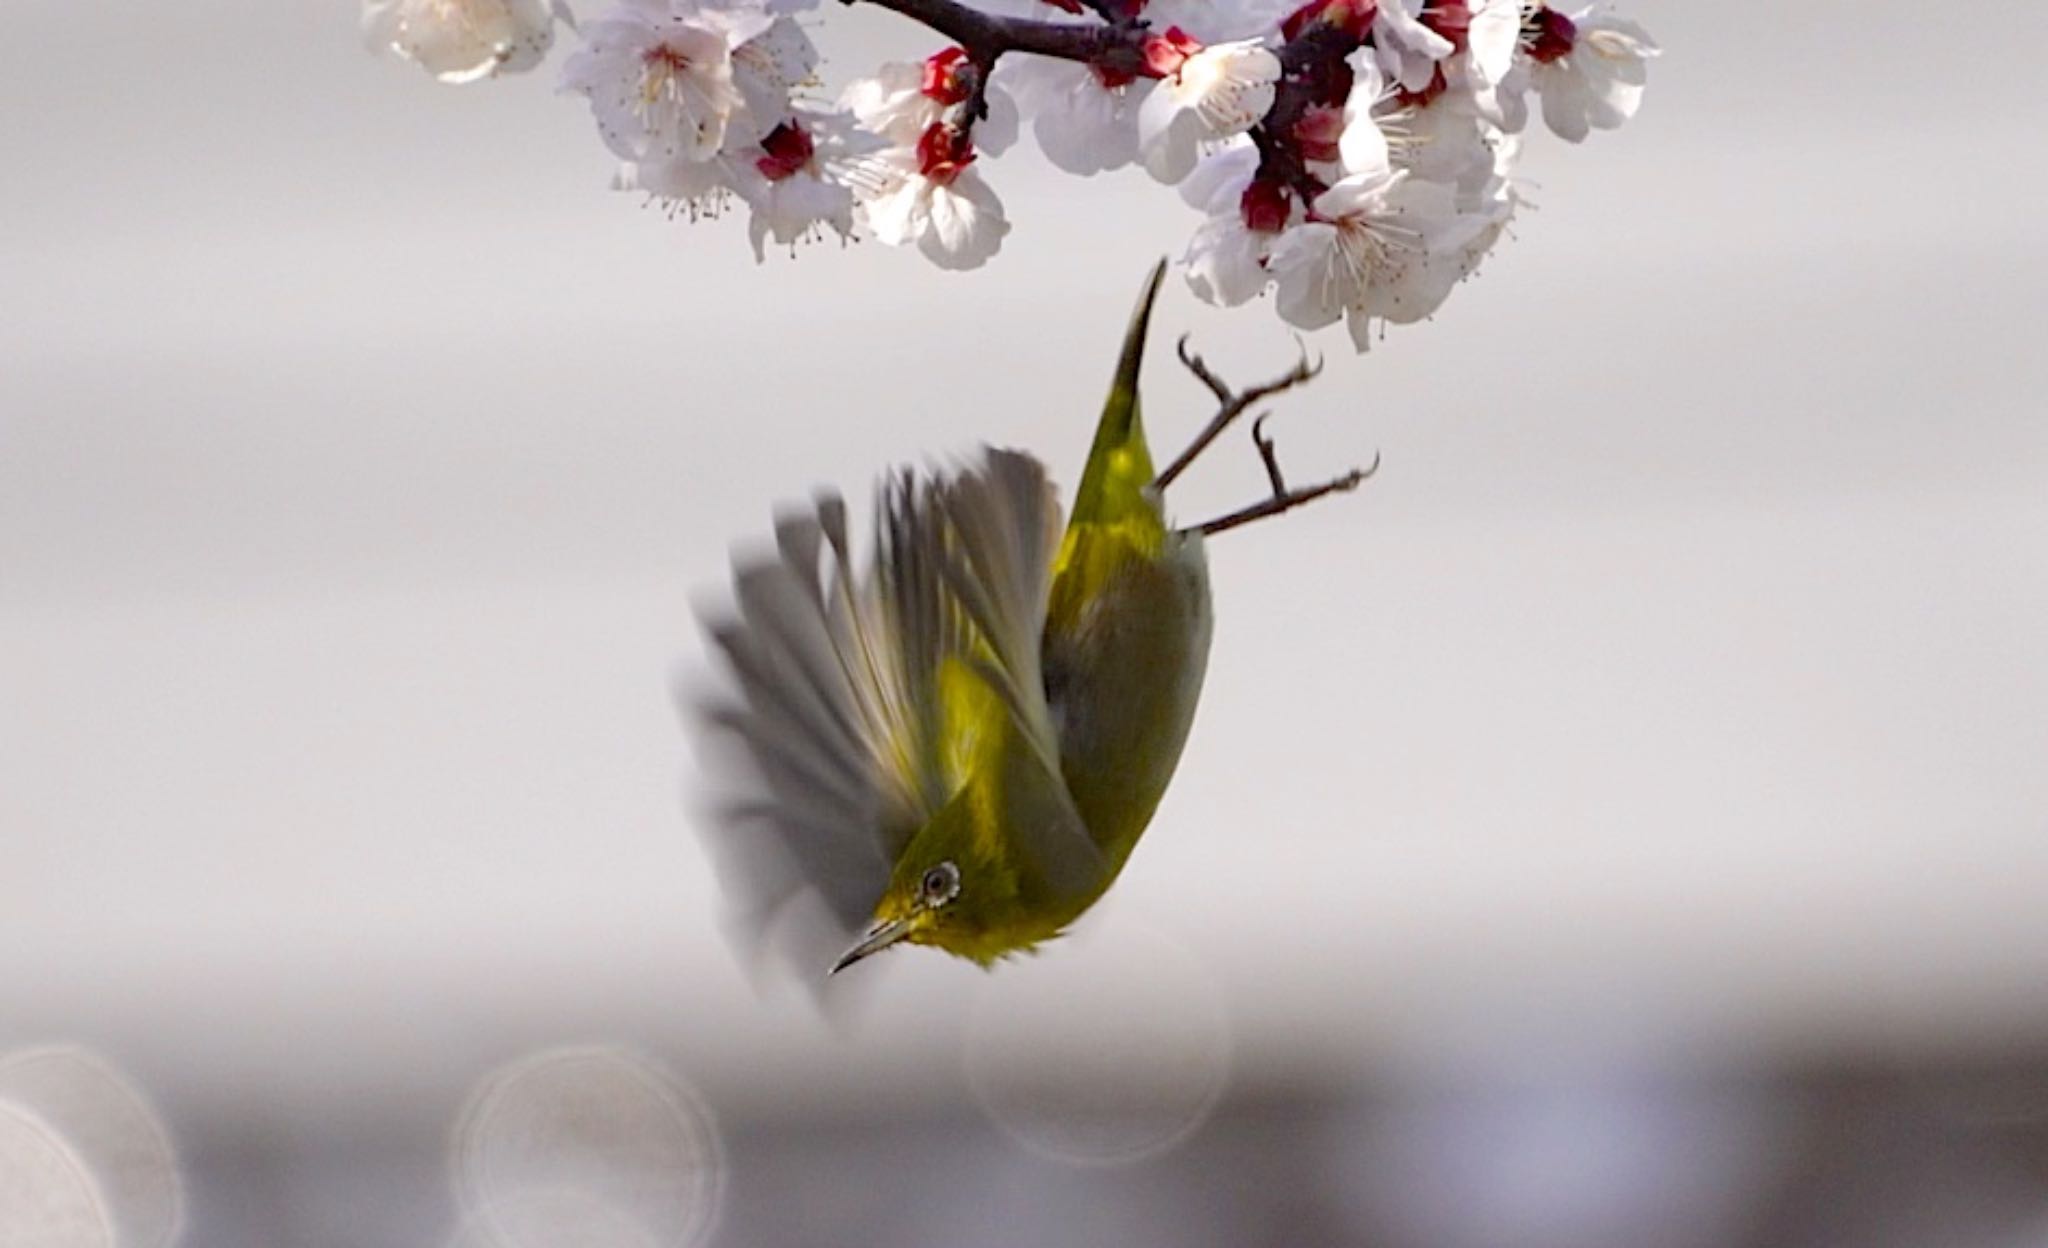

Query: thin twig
left=1252, top=412, right=1286, bottom=495
left=1190, top=450, right=1380, bottom=538
left=1153, top=335, right=1321, bottom=491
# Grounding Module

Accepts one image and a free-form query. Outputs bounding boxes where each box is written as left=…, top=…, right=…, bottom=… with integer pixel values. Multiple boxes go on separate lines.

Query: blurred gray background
left=4, top=2, right=2048, bottom=1245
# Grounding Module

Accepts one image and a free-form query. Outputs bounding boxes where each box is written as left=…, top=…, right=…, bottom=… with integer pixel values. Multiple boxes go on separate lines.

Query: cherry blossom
left=561, top=0, right=818, bottom=165
left=841, top=52, right=1018, bottom=156
left=1268, top=167, right=1494, bottom=351
left=1337, top=53, right=1393, bottom=177
left=363, top=0, right=565, bottom=83
left=1522, top=4, right=1659, bottom=143
left=728, top=108, right=885, bottom=258
left=1138, top=33, right=1281, bottom=184
left=999, top=58, right=1142, bottom=176
left=561, top=2, right=757, bottom=162
left=1369, top=0, right=1454, bottom=95
left=384, top=0, right=1656, bottom=348
left=855, top=126, right=1011, bottom=270
left=1179, top=145, right=1293, bottom=306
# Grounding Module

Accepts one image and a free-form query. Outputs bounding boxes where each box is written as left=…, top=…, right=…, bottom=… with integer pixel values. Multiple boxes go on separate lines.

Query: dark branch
left=1154, top=334, right=1321, bottom=491
left=840, top=0, right=1365, bottom=154
left=1190, top=451, right=1378, bottom=538
left=843, top=0, right=1134, bottom=64
left=1252, top=412, right=1286, bottom=494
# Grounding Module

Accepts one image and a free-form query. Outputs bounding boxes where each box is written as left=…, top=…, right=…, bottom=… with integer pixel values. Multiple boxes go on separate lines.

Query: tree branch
left=840, top=0, right=1362, bottom=127
left=842, top=0, right=1136, bottom=65
left=1154, top=334, right=1322, bottom=491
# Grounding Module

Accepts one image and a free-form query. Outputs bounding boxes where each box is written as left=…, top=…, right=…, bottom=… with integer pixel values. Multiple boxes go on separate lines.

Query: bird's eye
left=920, top=861, right=961, bottom=908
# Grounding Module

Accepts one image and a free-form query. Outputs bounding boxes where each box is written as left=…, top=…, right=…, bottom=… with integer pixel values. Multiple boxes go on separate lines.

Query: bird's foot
left=1152, top=335, right=1321, bottom=492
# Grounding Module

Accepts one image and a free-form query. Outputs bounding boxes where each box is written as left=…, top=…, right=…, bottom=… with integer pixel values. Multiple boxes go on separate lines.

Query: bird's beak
left=830, top=915, right=917, bottom=975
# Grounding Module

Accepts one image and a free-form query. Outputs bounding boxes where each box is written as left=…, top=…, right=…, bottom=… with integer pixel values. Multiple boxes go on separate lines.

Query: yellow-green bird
left=693, top=262, right=1362, bottom=977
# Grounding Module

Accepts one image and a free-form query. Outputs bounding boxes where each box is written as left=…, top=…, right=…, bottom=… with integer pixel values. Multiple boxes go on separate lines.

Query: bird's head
left=830, top=816, right=1040, bottom=973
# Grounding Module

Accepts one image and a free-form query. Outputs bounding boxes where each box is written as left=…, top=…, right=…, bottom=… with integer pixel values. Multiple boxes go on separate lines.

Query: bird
left=690, top=261, right=1370, bottom=978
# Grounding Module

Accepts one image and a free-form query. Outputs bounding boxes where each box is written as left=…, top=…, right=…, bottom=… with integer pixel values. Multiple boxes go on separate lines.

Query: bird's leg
left=1152, top=336, right=1321, bottom=491
left=1181, top=415, right=1379, bottom=538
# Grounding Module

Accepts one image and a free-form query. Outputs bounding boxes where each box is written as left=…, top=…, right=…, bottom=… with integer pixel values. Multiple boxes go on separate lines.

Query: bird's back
left=1042, top=261, right=1215, bottom=877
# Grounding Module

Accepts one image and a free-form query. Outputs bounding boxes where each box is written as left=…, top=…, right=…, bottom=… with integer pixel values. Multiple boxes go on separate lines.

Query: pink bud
left=915, top=122, right=975, bottom=184
left=1141, top=27, right=1203, bottom=78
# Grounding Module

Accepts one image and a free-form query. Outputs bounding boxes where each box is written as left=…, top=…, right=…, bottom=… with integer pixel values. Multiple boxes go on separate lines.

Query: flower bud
left=1239, top=177, right=1291, bottom=233
left=915, top=122, right=976, bottom=184
left=1142, top=27, right=1203, bottom=78
left=754, top=122, right=816, bottom=181
left=1525, top=5, right=1577, bottom=64
left=921, top=47, right=974, bottom=103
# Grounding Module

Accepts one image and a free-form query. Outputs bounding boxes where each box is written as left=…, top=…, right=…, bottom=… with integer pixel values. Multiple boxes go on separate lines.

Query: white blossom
left=1463, top=0, right=1524, bottom=92
left=999, top=59, right=1142, bottom=176
left=363, top=0, right=564, bottom=84
left=1148, top=0, right=1294, bottom=44
left=727, top=17, right=820, bottom=142
left=1337, top=53, right=1394, bottom=178
left=853, top=135, right=1010, bottom=270
left=1268, top=168, right=1493, bottom=351
left=560, top=0, right=800, bottom=165
left=615, top=151, right=739, bottom=219
left=728, top=108, right=883, bottom=258
left=1525, top=5, right=1659, bottom=142
left=1370, top=0, right=1455, bottom=95
left=840, top=56, right=1018, bottom=155
left=1178, top=145, right=1290, bottom=306
left=1379, top=93, right=1506, bottom=196
left=1138, top=34, right=1280, bottom=185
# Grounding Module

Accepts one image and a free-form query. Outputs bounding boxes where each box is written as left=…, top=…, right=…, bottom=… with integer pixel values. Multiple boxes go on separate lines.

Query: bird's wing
left=692, top=473, right=963, bottom=974
left=937, top=449, right=1108, bottom=898
left=692, top=450, right=1106, bottom=976
left=938, top=449, right=1065, bottom=760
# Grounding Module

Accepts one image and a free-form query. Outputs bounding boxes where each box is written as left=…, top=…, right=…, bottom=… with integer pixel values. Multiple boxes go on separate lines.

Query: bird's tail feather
left=1069, top=260, right=1167, bottom=533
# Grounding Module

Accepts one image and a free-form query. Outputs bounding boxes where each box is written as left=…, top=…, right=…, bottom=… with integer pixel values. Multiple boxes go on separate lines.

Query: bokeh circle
left=0, top=1100, right=115, bottom=1248
left=0, top=1046, right=182, bottom=1248
left=963, top=915, right=1233, bottom=1166
left=451, top=1045, right=725, bottom=1248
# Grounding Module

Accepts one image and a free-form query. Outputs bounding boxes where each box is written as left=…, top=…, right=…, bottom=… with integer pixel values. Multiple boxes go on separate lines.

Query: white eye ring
left=920, top=861, right=961, bottom=908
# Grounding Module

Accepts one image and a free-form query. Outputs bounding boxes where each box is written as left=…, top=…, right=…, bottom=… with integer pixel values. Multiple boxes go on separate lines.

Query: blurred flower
left=363, top=0, right=566, bottom=83
left=1371, top=0, right=1456, bottom=94
left=1338, top=53, right=1395, bottom=177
